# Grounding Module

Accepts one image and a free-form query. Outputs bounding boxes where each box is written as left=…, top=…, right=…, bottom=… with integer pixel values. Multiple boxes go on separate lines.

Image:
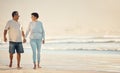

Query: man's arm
left=4, top=30, right=7, bottom=42
left=22, top=31, right=26, bottom=43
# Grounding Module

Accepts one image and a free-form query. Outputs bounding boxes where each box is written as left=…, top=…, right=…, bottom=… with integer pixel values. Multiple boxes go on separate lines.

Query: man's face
left=14, top=12, right=19, bottom=20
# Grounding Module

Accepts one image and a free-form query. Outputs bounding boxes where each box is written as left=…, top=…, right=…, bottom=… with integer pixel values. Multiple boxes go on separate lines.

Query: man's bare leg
left=17, top=53, right=22, bottom=69
left=9, top=53, right=13, bottom=67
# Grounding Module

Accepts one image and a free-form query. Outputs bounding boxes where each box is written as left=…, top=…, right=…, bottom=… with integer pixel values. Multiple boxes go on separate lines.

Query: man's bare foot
left=17, top=67, right=22, bottom=70
left=9, top=62, right=12, bottom=68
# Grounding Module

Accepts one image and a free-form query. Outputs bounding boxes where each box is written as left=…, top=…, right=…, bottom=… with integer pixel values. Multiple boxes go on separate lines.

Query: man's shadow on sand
left=0, top=68, right=17, bottom=71
left=0, top=65, right=17, bottom=71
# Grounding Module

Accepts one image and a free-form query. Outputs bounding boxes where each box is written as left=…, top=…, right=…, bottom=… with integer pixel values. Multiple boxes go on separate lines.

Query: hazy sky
left=0, top=0, right=120, bottom=39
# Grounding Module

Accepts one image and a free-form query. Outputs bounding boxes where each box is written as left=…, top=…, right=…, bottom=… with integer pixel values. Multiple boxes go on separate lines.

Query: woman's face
left=31, top=15, right=37, bottom=21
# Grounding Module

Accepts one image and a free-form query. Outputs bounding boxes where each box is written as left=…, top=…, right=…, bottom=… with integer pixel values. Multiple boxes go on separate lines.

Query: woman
left=26, top=12, right=45, bottom=69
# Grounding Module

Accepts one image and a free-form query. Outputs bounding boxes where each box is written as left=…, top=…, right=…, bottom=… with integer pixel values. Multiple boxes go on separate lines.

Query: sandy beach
left=0, top=0, right=120, bottom=73
left=0, top=47, right=120, bottom=73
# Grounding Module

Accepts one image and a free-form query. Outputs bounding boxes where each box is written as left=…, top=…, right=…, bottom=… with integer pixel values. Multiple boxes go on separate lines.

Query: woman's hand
left=42, top=40, right=45, bottom=44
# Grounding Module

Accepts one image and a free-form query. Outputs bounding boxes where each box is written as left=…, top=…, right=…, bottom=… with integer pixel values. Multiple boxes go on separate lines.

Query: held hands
left=42, top=40, right=45, bottom=44
left=23, top=38, right=26, bottom=43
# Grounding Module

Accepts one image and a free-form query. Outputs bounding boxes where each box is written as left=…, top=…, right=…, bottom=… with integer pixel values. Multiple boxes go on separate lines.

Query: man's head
left=12, top=11, right=19, bottom=21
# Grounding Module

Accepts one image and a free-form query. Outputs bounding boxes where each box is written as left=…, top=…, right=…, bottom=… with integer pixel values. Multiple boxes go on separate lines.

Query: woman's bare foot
left=33, top=64, right=36, bottom=69
left=38, top=64, right=42, bottom=68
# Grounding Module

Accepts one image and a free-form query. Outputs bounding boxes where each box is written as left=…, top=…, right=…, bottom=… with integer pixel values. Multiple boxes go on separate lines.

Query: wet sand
left=0, top=49, right=120, bottom=73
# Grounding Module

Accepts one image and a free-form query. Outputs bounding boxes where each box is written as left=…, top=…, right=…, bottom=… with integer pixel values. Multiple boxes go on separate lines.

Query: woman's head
left=31, top=12, right=39, bottom=21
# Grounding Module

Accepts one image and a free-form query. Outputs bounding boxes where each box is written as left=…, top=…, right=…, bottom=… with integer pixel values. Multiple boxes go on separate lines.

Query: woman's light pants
left=30, top=39, right=42, bottom=63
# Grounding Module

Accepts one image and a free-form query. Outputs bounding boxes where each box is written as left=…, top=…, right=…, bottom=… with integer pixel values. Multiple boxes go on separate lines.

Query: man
left=3, top=11, right=26, bottom=69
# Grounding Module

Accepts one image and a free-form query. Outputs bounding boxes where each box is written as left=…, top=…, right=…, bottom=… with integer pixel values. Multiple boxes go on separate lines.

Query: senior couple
left=3, top=11, right=45, bottom=69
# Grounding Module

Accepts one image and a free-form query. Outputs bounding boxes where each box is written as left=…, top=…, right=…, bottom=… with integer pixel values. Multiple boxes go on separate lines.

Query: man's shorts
left=9, top=41, right=24, bottom=54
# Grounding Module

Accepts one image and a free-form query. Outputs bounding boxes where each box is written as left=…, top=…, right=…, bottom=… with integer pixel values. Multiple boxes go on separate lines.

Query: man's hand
left=4, top=37, right=7, bottom=42
left=22, top=31, right=26, bottom=43
left=23, top=38, right=26, bottom=43
left=42, top=40, right=45, bottom=44
left=4, top=30, right=7, bottom=42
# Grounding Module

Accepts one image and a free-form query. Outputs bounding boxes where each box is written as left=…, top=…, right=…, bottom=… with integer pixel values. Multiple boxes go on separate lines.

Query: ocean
left=1, top=36, right=120, bottom=51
